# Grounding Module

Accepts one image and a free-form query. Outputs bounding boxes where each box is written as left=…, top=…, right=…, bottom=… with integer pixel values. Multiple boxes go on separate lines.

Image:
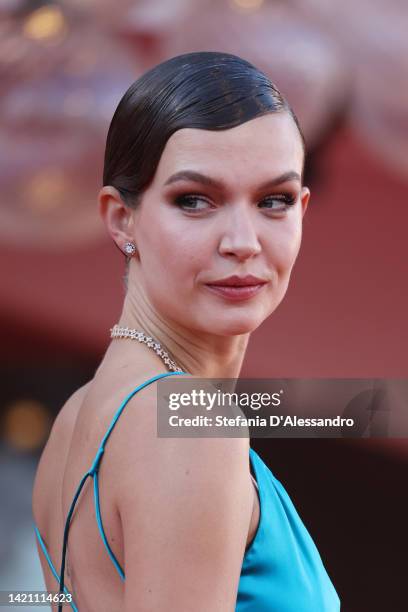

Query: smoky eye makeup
left=171, top=191, right=299, bottom=214
left=257, top=193, right=297, bottom=210
left=172, top=193, right=213, bottom=212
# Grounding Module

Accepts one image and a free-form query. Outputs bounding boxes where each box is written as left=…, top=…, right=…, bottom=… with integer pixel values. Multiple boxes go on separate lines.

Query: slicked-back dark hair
left=103, top=51, right=305, bottom=208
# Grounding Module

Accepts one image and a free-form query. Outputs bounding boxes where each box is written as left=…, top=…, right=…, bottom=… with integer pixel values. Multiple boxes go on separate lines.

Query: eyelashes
left=173, top=194, right=209, bottom=211
left=173, top=193, right=297, bottom=213
left=258, top=195, right=297, bottom=210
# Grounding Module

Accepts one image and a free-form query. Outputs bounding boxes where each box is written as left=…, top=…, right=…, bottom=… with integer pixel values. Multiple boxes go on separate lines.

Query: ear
left=300, top=186, right=310, bottom=218
left=98, top=186, right=135, bottom=252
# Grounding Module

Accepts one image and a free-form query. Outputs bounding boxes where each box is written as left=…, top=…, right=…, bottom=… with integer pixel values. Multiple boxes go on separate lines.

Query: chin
left=204, top=313, right=266, bottom=337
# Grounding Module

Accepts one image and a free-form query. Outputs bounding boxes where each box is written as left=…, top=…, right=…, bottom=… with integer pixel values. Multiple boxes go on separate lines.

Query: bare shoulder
left=111, top=372, right=250, bottom=482
left=43, top=381, right=92, bottom=456
left=112, top=375, right=252, bottom=611
left=32, top=381, right=92, bottom=520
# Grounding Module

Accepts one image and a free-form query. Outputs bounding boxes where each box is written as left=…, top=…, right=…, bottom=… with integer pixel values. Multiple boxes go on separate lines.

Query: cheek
left=266, top=219, right=302, bottom=278
left=140, top=216, right=209, bottom=286
left=260, top=224, right=302, bottom=320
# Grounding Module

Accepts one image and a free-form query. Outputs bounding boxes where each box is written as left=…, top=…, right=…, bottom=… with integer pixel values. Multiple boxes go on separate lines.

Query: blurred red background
left=0, top=1, right=407, bottom=610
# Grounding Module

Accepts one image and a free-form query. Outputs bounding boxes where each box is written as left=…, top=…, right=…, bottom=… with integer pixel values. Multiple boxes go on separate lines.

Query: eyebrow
left=163, top=169, right=301, bottom=191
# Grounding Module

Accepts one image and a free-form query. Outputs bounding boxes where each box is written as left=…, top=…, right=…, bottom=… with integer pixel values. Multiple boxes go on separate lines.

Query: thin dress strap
left=56, top=370, right=185, bottom=611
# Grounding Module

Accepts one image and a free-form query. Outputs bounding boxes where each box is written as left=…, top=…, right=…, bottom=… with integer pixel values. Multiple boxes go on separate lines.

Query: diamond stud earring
left=124, top=242, right=136, bottom=256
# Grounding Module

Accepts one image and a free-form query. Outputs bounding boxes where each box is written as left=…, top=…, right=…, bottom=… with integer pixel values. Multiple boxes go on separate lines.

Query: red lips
left=204, top=275, right=269, bottom=302
left=205, top=274, right=268, bottom=287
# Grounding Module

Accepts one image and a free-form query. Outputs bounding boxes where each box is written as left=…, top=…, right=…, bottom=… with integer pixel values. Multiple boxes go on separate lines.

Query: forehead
left=154, top=112, right=304, bottom=185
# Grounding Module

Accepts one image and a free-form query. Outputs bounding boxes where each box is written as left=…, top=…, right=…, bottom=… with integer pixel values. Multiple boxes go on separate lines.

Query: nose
left=218, top=203, right=262, bottom=261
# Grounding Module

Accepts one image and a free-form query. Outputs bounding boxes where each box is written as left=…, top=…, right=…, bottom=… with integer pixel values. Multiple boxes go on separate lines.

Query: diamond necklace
left=110, top=324, right=183, bottom=373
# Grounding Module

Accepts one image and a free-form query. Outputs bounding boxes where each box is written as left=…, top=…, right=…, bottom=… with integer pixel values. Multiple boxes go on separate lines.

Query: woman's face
left=130, top=112, right=309, bottom=336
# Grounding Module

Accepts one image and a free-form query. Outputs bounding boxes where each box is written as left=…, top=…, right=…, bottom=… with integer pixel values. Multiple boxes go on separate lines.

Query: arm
left=118, top=406, right=252, bottom=612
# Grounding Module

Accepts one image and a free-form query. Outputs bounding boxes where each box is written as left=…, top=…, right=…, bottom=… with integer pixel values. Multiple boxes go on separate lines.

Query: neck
left=113, top=289, right=250, bottom=379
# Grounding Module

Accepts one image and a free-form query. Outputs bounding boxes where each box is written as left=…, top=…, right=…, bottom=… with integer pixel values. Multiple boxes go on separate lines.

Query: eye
left=173, top=194, right=212, bottom=212
left=258, top=194, right=297, bottom=212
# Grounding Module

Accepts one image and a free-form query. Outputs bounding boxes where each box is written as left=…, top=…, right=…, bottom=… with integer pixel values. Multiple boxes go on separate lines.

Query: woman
left=32, top=52, right=341, bottom=611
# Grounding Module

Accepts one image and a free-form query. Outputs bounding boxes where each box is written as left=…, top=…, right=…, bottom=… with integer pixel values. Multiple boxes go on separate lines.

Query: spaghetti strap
left=47, top=370, right=186, bottom=612
left=34, top=526, right=79, bottom=612
left=93, top=470, right=125, bottom=580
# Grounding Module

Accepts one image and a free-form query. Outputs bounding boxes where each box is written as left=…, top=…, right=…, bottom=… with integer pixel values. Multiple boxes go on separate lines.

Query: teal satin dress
left=34, top=372, right=341, bottom=610
left=238, top=447, right=341, bottom=610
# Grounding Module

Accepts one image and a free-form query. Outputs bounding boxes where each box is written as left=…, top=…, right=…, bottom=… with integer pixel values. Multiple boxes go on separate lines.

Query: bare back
left=32, top=364, right=260, bottom=611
